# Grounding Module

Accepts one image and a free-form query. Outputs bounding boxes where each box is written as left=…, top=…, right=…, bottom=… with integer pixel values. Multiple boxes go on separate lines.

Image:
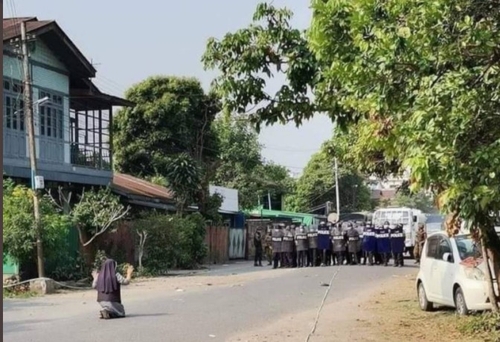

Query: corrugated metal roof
left=3, top=17, right=54, bottom=41
left=3, top=17, right=96, bottom=78
left=245, top=208, right=322, bottom=226
left=111, top=173, right=175, bottom=203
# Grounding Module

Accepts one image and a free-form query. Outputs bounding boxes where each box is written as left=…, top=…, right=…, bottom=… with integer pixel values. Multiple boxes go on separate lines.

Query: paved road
left=3, top=262, right=416, bottom=342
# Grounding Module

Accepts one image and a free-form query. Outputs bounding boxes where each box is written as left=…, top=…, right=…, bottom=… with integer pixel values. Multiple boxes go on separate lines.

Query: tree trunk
left=482, top=242, right=499, bottom=312
left=77, top=225, right=96, bottom=271
left=483, top=226, right=500, bottom=311
left=137, top=231, right=147, bottom=272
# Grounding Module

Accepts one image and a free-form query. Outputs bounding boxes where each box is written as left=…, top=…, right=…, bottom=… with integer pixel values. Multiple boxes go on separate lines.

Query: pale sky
left=8, top=0, right=333, bottom=175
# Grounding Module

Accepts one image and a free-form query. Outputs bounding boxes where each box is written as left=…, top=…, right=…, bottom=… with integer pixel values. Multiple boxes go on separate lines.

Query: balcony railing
left=70, top=143, right=111, bottom=171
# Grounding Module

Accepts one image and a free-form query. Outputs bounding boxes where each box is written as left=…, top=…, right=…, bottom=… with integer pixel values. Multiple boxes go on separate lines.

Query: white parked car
left=416, top=231, right=500, bottom=315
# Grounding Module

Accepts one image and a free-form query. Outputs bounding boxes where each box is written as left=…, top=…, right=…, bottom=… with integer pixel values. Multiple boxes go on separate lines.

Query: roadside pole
left=21, top=21, right=45, bottom=278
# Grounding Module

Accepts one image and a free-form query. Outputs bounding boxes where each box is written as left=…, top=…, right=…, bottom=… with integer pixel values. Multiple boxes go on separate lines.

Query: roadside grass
left=3, top=286, right=40, bottom=299
left=459, top=312, right=500, bottom=342
left=367, top=273, right=498, bottom=342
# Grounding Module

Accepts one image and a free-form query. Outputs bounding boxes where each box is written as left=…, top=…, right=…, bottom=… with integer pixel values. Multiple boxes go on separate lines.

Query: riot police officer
left=317, top=221, right=331, bottom=266
left=332, top=223, right=346, bottom=265
left=390, top=223, right=406, bottom=267
left=362, top=222, right=377, bottom=266
left=347, top=222, right=360, bottom=265
left=254, top=230, right=263, bottom=267
left=307, top=226, right=318, bottom=267
left=376, top=221, right=391, bottom=266
left=356, top=222, right=365, bottom=265
left=271, top=224, right=284, bottom=269
left=282, top=226, right=294, bottom=267
left=295, top=225, right=308, bottom=267
left=264, top=228, right=273, bottom=266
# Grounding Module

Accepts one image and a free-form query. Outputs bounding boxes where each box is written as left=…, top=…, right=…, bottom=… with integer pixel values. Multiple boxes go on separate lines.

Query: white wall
left=209, top=185, right=239, bottom=213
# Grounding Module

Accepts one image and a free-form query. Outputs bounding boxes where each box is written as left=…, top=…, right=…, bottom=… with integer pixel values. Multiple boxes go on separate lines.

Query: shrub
left=3, top=179, right=72, bottom=277
left=132, top=211, right=207, bottom=275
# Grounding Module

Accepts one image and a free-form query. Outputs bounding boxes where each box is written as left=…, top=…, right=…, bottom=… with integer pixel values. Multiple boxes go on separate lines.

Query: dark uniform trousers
left=297, top=251, right=306, bottom=267
left=254, top=248, right=263, bottom=266
left=393, top=252, right=404, bottom=266
left=366, top=251, right=375, bottom=265
left=273, top=252, right=281, bottom=269
left=334, top=251, right=345, bottom=266
left=308, top=249, right=317, bottom=267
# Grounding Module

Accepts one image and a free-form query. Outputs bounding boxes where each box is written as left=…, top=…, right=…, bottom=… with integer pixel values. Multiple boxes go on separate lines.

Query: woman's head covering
left=96, top=258, right=119, bottom=293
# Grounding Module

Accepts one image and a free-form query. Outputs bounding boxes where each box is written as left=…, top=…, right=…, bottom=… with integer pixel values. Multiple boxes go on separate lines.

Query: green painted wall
left=3, top=253, right=19, bottom=276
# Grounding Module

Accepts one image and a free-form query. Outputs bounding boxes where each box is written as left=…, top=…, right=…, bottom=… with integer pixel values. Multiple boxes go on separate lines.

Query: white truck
left=372, top=207, right=427, bottom=258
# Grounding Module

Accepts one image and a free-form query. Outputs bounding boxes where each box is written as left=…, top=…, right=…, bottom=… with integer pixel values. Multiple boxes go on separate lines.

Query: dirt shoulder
left=229, top=270, right=488, bottom=342
left=363, top=272, right=488, bottom=342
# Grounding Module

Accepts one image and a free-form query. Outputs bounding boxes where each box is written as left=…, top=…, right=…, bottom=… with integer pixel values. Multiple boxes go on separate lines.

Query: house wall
left=3, top=40, right=70, bottom=163
left=3, top=40, right=112, bottom=186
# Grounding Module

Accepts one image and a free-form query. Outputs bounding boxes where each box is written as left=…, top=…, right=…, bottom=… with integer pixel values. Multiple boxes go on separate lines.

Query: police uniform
left=295, top=226, right=308, bottom=267
left=307, top=227, right=318, bottom=267
left=390, top=224, right=405, bottom=267
left=271, top=225, right=284, bottom=269
left=347, top=224, right=360, bottom=265
left=376, top=222, right=391, bottom=266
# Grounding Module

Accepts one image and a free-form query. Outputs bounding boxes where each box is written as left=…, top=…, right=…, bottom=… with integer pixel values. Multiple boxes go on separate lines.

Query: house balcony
left=3, top=83, right=133, bottom=187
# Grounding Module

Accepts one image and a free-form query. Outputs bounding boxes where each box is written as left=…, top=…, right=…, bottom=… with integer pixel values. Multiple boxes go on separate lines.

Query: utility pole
left=334, top=158, right=340, bottom=219
left=20, top=21, right=45, bottom=278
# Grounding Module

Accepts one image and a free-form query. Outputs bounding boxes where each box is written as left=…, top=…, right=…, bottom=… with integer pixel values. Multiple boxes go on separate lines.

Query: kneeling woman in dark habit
left=92, top=258, right=134, bottom=319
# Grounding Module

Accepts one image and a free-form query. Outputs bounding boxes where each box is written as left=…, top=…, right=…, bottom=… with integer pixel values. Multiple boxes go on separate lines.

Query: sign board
left=34, top=175, right=45, bottom=189
left=209, top=185, right=239, bottom=213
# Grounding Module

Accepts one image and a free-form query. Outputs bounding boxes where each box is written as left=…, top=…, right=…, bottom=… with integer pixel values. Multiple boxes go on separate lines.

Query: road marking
left=305, top=266, right=342, bottom=342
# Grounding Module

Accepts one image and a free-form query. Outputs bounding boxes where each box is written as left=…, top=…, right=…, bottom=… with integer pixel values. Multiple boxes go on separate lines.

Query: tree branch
left=82, top=206, right=130, bottom=247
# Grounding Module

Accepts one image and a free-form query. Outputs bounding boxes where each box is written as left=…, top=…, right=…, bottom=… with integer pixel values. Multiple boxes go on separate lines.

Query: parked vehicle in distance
left=425, top=214, right=445, bottom=234
left=372, top=207, right=426, bottom=258
left=416, top=230, right=500, bottom=315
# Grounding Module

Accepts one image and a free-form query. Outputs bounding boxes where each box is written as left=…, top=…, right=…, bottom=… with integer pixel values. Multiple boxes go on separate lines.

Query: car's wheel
left=418, top=282, right=433, bottom=311
left=454, top=287, right=469, bottom=316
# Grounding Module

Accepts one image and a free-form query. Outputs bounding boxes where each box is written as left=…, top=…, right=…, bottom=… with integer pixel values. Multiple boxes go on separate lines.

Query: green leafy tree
left=393, top=192, right=436, bottom=213
left=203, top=1, right=500, bottom=307
left=202, top=3, right=319, bottom=131
left=113, top=76, right=220, bottom=176
left=2, top=178, right=72, bottom=276
left=212, top=114, right=263, bottom=209
left=284, top=147, right=372, bottom=213
left=212, top=114, right=294, bottom=209
left=164, top=153, right=202, bottom=215
left=113, top=76, right=221, bottom=216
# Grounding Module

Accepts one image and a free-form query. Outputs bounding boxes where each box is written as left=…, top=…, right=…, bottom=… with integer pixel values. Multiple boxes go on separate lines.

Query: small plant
left=93, top=250, right=107, bottom=271
left=458, top=312, right=500, bottom=342
left=3, top=284, right=38, bottom=299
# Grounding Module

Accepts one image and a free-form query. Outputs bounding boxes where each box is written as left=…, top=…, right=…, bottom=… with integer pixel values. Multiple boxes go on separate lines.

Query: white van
left=372, top=207, right=426, bottom=257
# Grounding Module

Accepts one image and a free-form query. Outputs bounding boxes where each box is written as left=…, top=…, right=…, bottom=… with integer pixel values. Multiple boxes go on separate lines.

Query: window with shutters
left=39, top=90, right=64, bottom=139
left=3, top=79, right=25, bottom=132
